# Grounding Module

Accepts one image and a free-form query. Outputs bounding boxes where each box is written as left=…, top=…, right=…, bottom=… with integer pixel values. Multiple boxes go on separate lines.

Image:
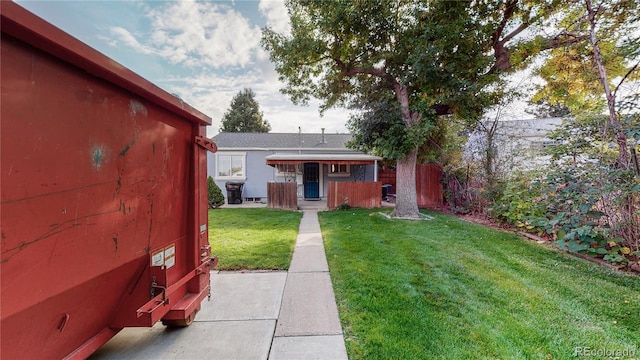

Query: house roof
left=211, top=132, right=353, bottom=150
left=265, top=153, right=382, bottom=165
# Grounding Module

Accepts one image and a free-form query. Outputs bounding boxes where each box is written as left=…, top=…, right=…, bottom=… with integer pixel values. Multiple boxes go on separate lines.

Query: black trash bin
left=225, top=182, right=244, bottom=204
left=382, top=184, right=395, bottom=202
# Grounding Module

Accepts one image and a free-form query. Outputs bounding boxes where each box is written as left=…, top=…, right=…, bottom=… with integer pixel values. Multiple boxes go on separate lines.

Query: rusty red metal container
left=1, top=3, right=217, bottom=359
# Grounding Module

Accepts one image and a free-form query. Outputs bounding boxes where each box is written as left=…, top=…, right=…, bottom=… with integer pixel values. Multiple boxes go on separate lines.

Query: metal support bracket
left=195, top=136, right=217, bottom=153
left=137, top=285, right=167, bottom=318
left=136, top=258, right=215, bottom=318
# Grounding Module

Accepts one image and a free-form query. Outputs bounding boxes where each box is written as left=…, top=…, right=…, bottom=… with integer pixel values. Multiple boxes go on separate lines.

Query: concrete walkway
left=91, top=210, right=347, bottom=360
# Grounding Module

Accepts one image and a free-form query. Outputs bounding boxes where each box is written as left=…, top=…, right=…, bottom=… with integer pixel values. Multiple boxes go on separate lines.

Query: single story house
left=208, top=131, right=382, bottom=203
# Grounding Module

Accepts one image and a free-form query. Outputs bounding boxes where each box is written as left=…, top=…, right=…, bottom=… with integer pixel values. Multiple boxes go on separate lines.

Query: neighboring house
left=465, top=117, right=564, bottom=173
left=208, top=131, right=382, bottom=203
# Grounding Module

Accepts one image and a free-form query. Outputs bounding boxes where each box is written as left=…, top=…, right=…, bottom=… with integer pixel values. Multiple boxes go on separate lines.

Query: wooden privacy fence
left=267, top=182, right=297, bottom=210
left=327, top=181, right=381, bottom=210
left=378, top=168, right=396, bottom=189
left=416, top=164, right=443, bottom=208
left=379, top=164, right=443, bottom=208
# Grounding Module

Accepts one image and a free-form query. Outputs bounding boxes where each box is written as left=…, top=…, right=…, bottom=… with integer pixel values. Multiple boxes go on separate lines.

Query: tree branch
left=613, top=60, right=639, bottom=100
left=543, top=31, right=590, bottom=50
left=501, top=22, right=529, bottom=44
left=490, top=0, right=518, bottom=74
left=487, top=0, right=590, bottom=75
left=333, top=57, right=387, bottom=78
left=490, top=31, right=589, bottom=74
left=492, top=0, right=518, bottom=48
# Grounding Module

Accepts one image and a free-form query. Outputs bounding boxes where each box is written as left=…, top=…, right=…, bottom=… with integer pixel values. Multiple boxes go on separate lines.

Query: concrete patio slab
left=269, top=335, right=348, bottom=360
left=90, top=209, right=346, bottom=360
left=275, top=272, right=342, bottom=337
left=200, top=271, right=287, bottom=321
left=91, top=319, right=276, bottom=360
left=297, top=200, right=328, bottom=211
left=288, top=246, right=329, bottom=273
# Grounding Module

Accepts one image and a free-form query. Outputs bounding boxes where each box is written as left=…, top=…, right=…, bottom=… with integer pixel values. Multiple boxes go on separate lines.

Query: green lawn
left=319, top=209, right=640, bottom=360
left=208, top=208, right=302, bottom=270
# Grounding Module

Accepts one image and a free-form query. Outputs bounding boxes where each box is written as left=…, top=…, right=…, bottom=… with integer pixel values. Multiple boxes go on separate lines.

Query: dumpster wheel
left=162, top=311, right=196, bottom=328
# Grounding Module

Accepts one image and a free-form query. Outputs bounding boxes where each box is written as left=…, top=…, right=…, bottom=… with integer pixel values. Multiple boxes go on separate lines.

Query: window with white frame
left=215, top=153, right=246, bottom=180
left=276, top=163, right=299, bottom=176
left=328, top=163, right=350, bottom=177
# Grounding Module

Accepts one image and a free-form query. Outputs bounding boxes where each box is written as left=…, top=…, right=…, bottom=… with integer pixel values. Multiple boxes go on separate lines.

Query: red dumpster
left=0, top=2, right=218, bottom=359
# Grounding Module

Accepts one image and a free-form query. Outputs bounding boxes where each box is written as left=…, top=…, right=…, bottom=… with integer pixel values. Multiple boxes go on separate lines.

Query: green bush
left=208, top=176, right=225, bottom=208
left=529, top=167, right=609, bottom=252
left=491, top=173, right=546, bottom=227
left=492, top=166, right=638, bottom=266
left=336, top=197, right=351, bottom=210
left=488, top=116, right=640, bottom=266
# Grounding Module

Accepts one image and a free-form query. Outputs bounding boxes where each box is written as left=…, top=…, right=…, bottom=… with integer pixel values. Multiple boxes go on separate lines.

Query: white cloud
left=259, top=0, right=290, bottom=35
left=111, top=1, right=263, bottom=69
left=159, top=69, right=351, bottom=138
left=109, top=27, right=156, bottom=54
left=104, top=1, right=347, bottom=137
left=16, top=0, right=351, bottom=139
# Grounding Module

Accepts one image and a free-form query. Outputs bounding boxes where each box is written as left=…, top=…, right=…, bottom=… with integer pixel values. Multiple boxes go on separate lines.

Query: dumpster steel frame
left=1, top=3, right=217, bottom=359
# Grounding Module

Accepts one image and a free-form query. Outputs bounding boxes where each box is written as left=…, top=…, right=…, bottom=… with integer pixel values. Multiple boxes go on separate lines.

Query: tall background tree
left=220, top=88, right=271, bottom=133
left=532, top=0, right=639, bottom=168
left=263, top=0, right=584, bottom=218
left=524, top=0, right=640, bottom=256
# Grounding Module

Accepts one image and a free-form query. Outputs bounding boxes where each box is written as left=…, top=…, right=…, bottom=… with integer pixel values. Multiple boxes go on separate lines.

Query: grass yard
left=319, top=209, right=640, bottom=360
left=208, top=208, right=302, bottom=270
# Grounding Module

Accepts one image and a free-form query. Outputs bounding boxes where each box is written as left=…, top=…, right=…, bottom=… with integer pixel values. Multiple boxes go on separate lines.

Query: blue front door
left=303, top=163, right=320, bottom=199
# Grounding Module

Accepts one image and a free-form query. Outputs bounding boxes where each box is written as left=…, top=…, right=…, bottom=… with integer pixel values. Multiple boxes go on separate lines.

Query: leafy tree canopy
left=533, top=40, right=629, bottom=114
left=220, top=88, right=271, bottom=133
left=531, top=0, right=639, bottom=169
left=262, top=0, right=590, bottom=218
left=532, top=0, right=639, bottom=116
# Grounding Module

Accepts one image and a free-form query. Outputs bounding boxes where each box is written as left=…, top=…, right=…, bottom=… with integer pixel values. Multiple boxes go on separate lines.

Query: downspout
left=374, top=160, right=378, bottom=182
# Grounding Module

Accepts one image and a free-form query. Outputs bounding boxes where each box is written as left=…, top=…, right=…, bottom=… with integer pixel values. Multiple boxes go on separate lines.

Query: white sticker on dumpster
left=152, top=250, right=164, bottom=267
left=164, top=244, right=176, bottom=269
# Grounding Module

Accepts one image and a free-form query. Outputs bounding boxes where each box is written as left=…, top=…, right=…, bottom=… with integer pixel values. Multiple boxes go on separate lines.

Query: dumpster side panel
left=1, top=27, right=209, bottom=359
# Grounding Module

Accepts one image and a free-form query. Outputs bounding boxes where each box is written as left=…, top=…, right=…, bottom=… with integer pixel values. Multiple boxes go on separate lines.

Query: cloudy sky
left=16, top=0, right=351, bottom=137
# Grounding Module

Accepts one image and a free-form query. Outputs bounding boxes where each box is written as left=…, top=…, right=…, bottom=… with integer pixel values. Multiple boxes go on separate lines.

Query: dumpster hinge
left=195, top=136, right=217, bottom=153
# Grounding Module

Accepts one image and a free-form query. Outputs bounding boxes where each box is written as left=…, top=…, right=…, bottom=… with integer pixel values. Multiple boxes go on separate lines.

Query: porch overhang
left=265, top=153, right=382, bottom=166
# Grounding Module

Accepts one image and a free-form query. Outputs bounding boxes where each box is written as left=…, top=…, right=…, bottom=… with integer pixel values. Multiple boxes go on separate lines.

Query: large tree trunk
left=391, top=83, right=421, bottom=218
left=392, top=149, right=420, bottom=218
